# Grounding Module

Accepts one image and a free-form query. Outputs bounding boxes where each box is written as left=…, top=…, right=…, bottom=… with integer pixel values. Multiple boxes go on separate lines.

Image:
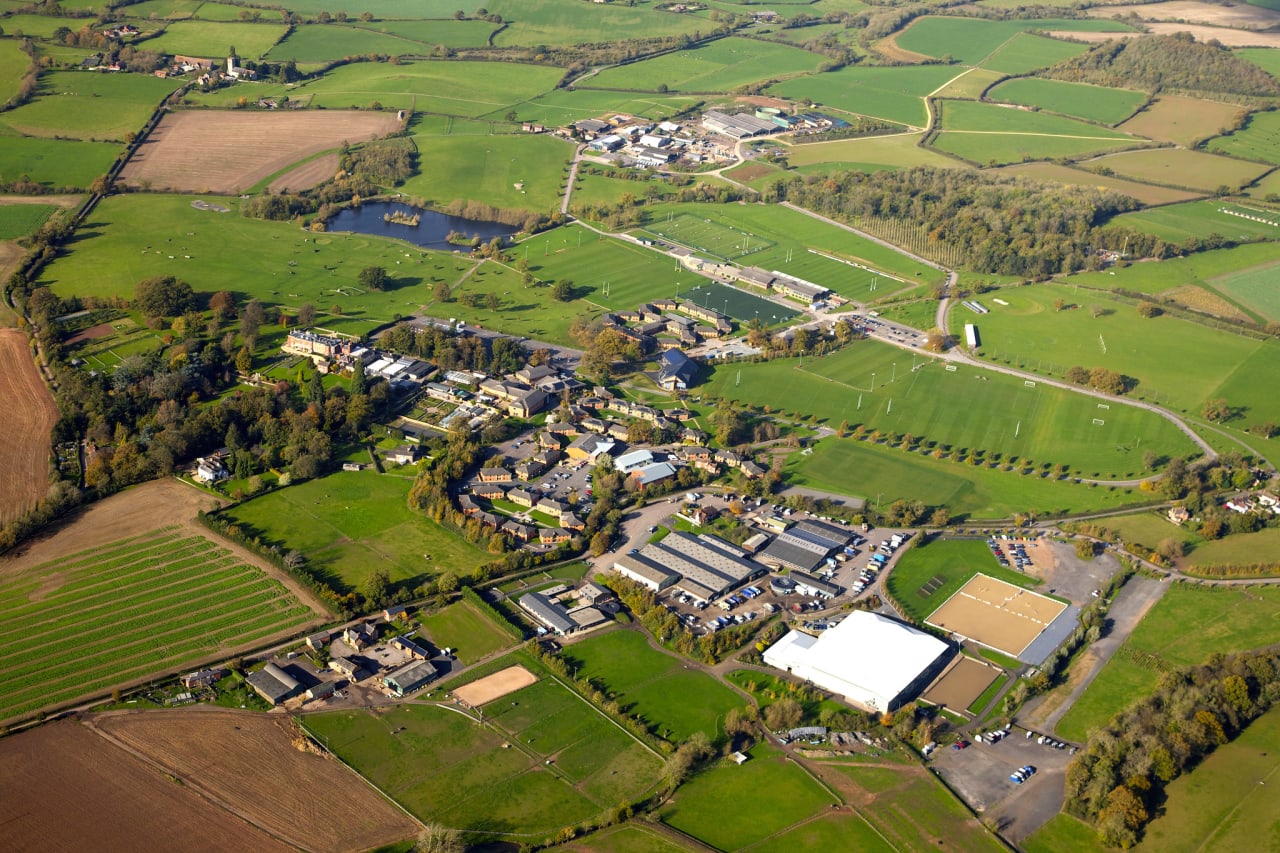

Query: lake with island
left=326, top=201, right=516, bottom=250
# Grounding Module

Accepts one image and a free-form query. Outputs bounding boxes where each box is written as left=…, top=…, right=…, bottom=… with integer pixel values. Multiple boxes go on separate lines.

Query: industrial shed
left=382, top=660, right=439, bottom=697
left=246, top=663, right=301, bottom=706
left=763, top=611, right=951, bottom=712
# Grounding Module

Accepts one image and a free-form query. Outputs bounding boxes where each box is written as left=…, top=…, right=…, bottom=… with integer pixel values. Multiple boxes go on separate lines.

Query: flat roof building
left=764, top=611, right=951, bottom=712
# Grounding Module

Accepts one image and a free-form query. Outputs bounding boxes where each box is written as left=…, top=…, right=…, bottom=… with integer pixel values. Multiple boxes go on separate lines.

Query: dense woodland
left=1047, top=33, right=1280, bottom=98
left=775, top=167, right=1141, bottom=276
left=1065, top=646, right=1280, bottom=848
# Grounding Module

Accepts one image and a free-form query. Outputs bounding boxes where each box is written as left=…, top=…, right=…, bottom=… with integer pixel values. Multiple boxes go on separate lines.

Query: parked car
left=952, top=740, right=969, bottom=751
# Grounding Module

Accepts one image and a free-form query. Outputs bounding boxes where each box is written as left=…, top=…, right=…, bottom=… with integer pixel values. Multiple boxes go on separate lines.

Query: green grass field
left=401, top=132, right=571, bottom=212
left=986, top=78, right=1145, bottom=126
left=503, top=87, right=705, bottom=126
left=1207, top=109, right=1280, bottom=164
left=121, top=0, right=203, bottom=18
left=221, top=469, right=490, bottom=592
left=1237, top=46, right=1280, bottom=79
left=787, top=437, right=1146, bottom=519
left=550, top=823, right=690, bottom=852
left=189, top=58, right=562, bottom=117
left=38, top=193, right=483, bottom=333
left=418, top=599, right=520, bottom=664
left=980, top=32, right=1090, bottom=74
left=1088, top=510, right=1200, bottom=554
left=931, top=130, right=1138, bottom=167
left=1108, top=200, right=1280, bottom=243
left=1056, top=584, right=1280, bottom=741
left=562, top=629, right=744, bottom=742
left=702, top=341, right=1198, bottom=479
left=1067, top=241, right=1280, bottom=295
left=995, top=163, right=1203, bottom=207
left=1091, top=148, right=1271, bottom=193
left=1, top=72, right=180, bottom=141
left=267, top=20, right=498, bottom=61
left=643, top=200, right=943, bottom=291
left=1135, top=702, right=1280, bottom=852
left=0, top=39, right=30, bottom=106
left=0, top=203, right=58, bottom=239
left=783, top=131, right=961, bottom=171
left=660, top=741, right=837, bottom=850
left=303, top=682, right=662, bottom=837
left=895, top=17, right=1134, bottom=65
left=886, top=536, right=1040, bottom=622
left=771, top=65, right=960, bottom=127
left=140, top=20, right=288, bottom=58
left=966, top=280, right=1280, bottom=429
left=1185, top=526, right=1280, bottom=572
left=0, top=527, right=317, bottom=722
left=584, top=37, right=822, bottom=93
left=1022, top=812, right=1107, bottom=853
left=1211, top=258, right=1280, bottom=322
left=937, top=99, right=1133, bottom=136
left=2, top=13, right=94, bottom=38
left=826, top=763, right=1010, bottom=852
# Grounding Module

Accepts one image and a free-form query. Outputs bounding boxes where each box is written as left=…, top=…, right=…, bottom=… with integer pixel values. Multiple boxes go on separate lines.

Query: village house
left=194, top=455, right=229, bottom=484
left=387, top=445, right=420, bottom=466
left=305, top=631, right=331, bottom=652
left=329, top=657, right=362, bottom=681
left=343, top=623, right=378, bottom=650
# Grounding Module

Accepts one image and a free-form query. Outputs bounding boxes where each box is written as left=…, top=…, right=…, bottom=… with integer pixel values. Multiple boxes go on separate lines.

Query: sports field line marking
left=1194, top=757, right=1280, bottom=853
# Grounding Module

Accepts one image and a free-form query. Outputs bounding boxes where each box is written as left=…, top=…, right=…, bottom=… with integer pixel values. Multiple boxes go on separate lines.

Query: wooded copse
left=774, top=167, right=1141, bottom=276
left=1064, top=646, right=1280, bottom=848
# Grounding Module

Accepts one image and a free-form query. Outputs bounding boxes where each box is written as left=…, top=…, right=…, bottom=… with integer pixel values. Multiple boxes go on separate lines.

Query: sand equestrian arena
left=453, top=665, right=538, bottom=706
left=120, top=110, right=402, bottom=194
left=926, top=574, right=1068, bottom=657
left=921, top=655, right=1003, bottom=713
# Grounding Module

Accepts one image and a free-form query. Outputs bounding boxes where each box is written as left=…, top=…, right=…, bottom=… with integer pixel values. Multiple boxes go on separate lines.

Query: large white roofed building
left=763, top=611, right=951, bottom=712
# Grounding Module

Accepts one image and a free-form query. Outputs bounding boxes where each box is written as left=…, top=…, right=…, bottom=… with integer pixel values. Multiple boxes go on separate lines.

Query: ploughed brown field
left=92, top=708, right=420, bottom=852
left=0, top=329, right=57, bottom=524
left=0, top=720, right=293, bottom=852
left=120, top=110, right=402, bottom=193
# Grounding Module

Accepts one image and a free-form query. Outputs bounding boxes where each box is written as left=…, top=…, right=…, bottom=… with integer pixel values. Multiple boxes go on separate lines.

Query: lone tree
left=297, top=303, right=316, bottom=326
left=359, top=265, right=389, bottom=291
left=135, top=275, right=197, bottom=318
left=551, top=280, right=573, bottom=301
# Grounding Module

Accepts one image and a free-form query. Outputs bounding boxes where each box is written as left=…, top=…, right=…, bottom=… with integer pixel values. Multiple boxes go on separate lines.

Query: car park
left=953, top=740, right=969, bottom=750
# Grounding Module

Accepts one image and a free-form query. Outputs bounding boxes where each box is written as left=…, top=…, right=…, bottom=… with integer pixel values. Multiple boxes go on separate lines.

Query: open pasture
left=1057, top=584, right=1280, bottom=740
left=502, top=87, right=704, bottom=126
left=0, top=329, right=58, bottom=524
left=995, top=163, right=1202, bottom=206
left=121, top=110, right=400, bottom=193
left=418, top=598, right=520, bottom=663
left=267, top=20, right=497, bottom=61
left=932, top=67, right=1007, bottom=100
left=887, top=537, right=1041, bottom=624
left=2, top=13, right=95, bottom=38
left=703, top=340, right=1198, bottom=479
left=771, top=65, right=960, bottom=127
left=436, top=259, right=594, bottom=345
left=563, top=629, right=743, bottom=742
left=926, top=573, right=1068, bottom=658
left=485, top=0, right=707, bottom=47
left=1118, top=95, right=1244, bottom=147
left=1207, top=108, right=1280, bottom=164
left=140, top=20, right=288, bottom=58
left=400, top=132, right=572, bottom=212
left=0, top=721, right=293, bottom=852
left=1069, top=241, right=1280, bottom=295
left=986, top=78, right=1145, bottom=126
left=895, top=17, right=1134, bottom=65
left=304, top=681, right=662, bottom=835
left=1092, top=148, right=1270, bottom=193
left=584, top=37, right=822, bottom=93
left=644, top=200, right=943, bottom=289
left=787, top=437, right=1144, bottom=519
left=980, top=32, right=1090, bottom=74
left=190, top=59, right=561, bottom=118
left=221, top=469, right=489, bottom=592
left=37, top=193, right=478, bottom=330
left=1107, top=199, right=1280, bottom=243
left=1211, top=258, right=1280, bottom=322
left=783, top=130, right=960, bottom=170
left=937, top=99, right=1131, bottom=138
left=1135, top=704, right=1280, bottom=853
left=932, top=131, right=1137, bottom=167
left=0, top=40, right=29, bottom=106
left=969, top=281, right=1280, bottom=427
left=1184, top=526, right=1280, bottom=571
left=1, top=72, right=179, bottom=142
left=0, top=201, right=58, bottom=239
left=120, top=0, right=204, bottom=18
left=1238, top=45, right=1280, bottom=78
left=0, top=526, right=319, bottom=723
left=660, top=742, right=837, bottom=850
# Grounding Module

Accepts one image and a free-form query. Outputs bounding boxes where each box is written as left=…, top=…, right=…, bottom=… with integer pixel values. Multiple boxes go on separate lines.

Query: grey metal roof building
left=792, top=518, right=852, bottom=547
left=612, top=554, right=680, bottom=591
left=759, top=528, right=839, bottom=572
left=246, top=662, right=300, bottom=706
left=623, top=532, right=765, bottom=601
left=383, top=660, right=439, bottom=697
left=519, top=591, right=576, bottom=635
left=790, top=570, right=844, bottom=598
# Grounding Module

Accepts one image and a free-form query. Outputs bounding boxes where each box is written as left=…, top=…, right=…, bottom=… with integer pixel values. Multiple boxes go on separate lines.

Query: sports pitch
left=926, top=573, right=1068, bottom=658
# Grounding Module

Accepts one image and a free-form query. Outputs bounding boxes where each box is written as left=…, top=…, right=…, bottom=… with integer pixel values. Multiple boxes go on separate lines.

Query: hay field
left=995, top=163, right=1202, bottom=206
left=1089, top=148, right=1269, bottom=193
left=0, top=721, right=292, bottom=851
left=0, top=330, right=56, bottom=524
left=1118, top=95, right=1245, bottom=146
left=121, top=110, right=401, bottom=193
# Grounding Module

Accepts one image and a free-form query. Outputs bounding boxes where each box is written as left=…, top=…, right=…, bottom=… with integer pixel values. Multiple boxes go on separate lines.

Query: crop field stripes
left=0, top=529, right=315, bottom=723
